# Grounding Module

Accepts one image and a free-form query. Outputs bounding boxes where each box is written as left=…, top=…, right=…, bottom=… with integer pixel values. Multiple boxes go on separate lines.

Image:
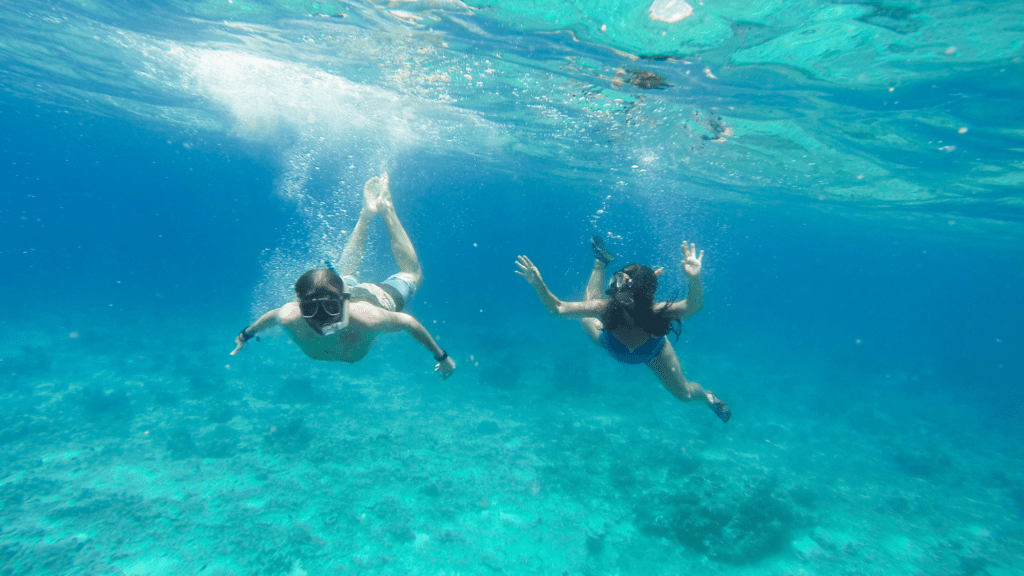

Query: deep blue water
left=2, top=1, right=1023, bottom=575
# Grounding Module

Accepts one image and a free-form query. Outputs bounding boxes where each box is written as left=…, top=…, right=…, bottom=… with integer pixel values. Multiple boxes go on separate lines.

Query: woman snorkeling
left=515, top=237, right=730, bottom=423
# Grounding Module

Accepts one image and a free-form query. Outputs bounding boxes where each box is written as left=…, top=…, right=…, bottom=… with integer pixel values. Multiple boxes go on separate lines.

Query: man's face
left=299, top=288, right=348, bottom=328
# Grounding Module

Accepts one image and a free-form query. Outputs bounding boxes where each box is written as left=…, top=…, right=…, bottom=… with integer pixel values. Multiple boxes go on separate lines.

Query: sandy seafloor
left=2, top=308, right=1021, bottom=576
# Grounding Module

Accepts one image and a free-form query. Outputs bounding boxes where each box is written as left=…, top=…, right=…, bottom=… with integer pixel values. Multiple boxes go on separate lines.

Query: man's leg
left=337, top=176, right=383, bottom=278
left=376, top=173, right=423, bottom=292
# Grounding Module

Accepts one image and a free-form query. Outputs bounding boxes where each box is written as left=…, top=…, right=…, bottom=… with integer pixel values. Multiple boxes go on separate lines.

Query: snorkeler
left=231, top=173, right=456, bottom=379
left=515, top=238, right=730, bottom=422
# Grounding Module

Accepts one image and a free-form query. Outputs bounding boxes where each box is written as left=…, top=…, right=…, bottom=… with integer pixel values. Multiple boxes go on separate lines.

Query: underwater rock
left=187, top=372, right=223, bottom=398
left=893, top=447, right=953, bottom=480
left=2, top=347, right=51, bottom=395
left=480, top=361, right=522, bottom=390
left=263, top=418, right=312, bottom=453
left=1011, top=487, right=1024, bottom=516
left=30, top=540, right=80, bottom=573
left=788, top=486, right=820, bottom=510
left=388, top=523, right=416, bottom=542
left=275, top=376, right=328, bottom=405
left=475, top=420, right=500, bottom=435
left=148, top=387, right=179, bottom=407
left=552, top=355, right=594, bottom=394
left=207, top=400, right=236, bottom=423
left=666, top=452, right=703, bottom=478
left=370, top=497, right=417, bottom=542
left=76, top=384, right=133, bottom=421
left=636, top=475, right=810, bottom=564
left=892, top=449, right=934, bottom=478
left=959, top=555, right=988, bottom=576
left=609, top=461, right=639, bottom=491
left=0, top=414, right=33, bottom=446
left=435, top=529, right=466, bottom=544
left=419, top=482, right=441, bottom=498
left=611, top=68, right=673, bottom=90
left=165, top=426, right=198, bottom=459
left=197, top=424, right=240, bottom=458
left=585, top=528, right=605, bottom=556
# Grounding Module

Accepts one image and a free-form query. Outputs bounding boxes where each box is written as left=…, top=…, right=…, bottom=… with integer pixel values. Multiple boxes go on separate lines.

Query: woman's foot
left=706, top=392, right=731, bottom=423
left=590, top=236, right=614, bottom=264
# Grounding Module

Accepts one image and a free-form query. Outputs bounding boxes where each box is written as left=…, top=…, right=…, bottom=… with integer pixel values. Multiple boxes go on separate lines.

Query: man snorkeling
left=232, top=173, right=456, bottom=379
left=515, top=237, right=730, bottom=422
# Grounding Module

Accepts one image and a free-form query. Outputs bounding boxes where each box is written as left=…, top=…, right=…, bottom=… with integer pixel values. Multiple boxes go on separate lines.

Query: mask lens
left=605, top=272, right=635, bottom=307
left=300, top=301, right=320, bottom=317
left=300, top=297, right=343, bottom=318
left=321, top=299, right=342, bottom=316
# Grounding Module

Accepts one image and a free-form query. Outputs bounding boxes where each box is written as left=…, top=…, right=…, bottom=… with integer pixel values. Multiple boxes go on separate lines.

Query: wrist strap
left=434, top=350, right=448, bottom=363
left=240, top=327, right=259, bottom=342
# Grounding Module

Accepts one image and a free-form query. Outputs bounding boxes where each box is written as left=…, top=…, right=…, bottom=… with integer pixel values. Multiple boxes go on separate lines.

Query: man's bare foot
left=362, top=176, right=384, bottom=215
left=376, top=172, right=393, bottom=210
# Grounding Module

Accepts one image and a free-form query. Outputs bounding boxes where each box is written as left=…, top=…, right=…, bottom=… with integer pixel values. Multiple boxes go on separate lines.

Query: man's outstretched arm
left=231, top=308, right=282, bottom=355
left=384, top=312, right=456, bottom=379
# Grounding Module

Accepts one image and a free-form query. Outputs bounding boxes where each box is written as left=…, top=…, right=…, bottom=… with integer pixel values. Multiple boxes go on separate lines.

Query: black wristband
left=434, top=350, right=448, bottom=363
left=240, top=327, right=258, bottom=342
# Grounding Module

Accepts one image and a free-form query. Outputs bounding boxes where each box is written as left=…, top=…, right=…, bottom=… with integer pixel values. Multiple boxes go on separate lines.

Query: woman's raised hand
left=681, top=241, right=704, bottom=277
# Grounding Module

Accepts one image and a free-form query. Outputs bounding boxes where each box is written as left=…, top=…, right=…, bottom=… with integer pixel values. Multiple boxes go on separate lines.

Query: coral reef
left=636, top=474, right=814, bottom=564
left=165, top=426, right=198, bottom=459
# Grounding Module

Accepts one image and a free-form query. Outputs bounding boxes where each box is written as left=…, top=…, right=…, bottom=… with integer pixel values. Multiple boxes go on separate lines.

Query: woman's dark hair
left=295, top=269, right=345, bottom=298
left=601, top=263, right=676, bottom=337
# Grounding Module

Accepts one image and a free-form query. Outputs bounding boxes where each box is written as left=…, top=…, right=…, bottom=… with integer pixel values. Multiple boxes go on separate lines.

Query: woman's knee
left=580, top=318, right=602, bottom=343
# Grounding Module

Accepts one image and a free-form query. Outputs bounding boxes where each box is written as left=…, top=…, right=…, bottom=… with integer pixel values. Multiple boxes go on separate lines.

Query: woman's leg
left=647, top=341, right=731, bottom=422
left=581, top=257, right=608, bottom=344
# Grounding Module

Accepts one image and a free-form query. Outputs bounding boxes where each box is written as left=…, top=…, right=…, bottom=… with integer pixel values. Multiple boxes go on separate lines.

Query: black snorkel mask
left=605, top=271, right=636, bottom=309
left=299, top=279, right=352, bottom=335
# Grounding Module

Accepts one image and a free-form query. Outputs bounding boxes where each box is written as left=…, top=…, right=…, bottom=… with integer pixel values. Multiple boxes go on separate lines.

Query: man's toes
left=363, top=177, right=383, bottom=209
left=378, top=173, right=392, bottom=201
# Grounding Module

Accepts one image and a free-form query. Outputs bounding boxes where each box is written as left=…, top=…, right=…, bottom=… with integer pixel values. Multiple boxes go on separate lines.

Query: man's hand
left=435, top=356, right=456, bottom=380
left=515, top=255, right=544, bottom=287
left=681, top=241, right=704, bottom=277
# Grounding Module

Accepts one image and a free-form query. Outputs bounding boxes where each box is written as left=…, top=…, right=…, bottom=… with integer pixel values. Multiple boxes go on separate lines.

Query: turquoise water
left=2, top=1, right=1022, bottom=574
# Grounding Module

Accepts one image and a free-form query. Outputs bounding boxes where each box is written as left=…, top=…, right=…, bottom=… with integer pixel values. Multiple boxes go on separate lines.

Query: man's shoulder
left=278, top=301, right=302, bottom=323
